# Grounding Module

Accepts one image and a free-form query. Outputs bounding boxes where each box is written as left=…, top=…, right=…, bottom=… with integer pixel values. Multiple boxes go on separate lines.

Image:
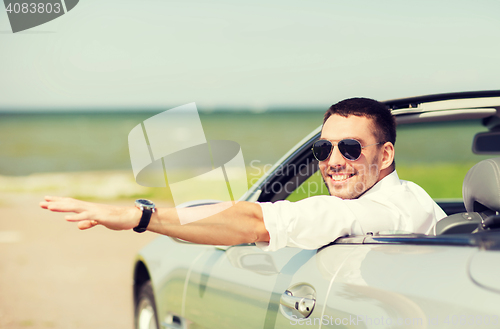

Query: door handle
left=162, top=313, right=186, bottom=329
left=280, top=290, right=315, bottom=318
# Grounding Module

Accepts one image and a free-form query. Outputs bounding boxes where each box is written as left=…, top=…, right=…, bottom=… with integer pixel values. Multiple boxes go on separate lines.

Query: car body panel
left=321, top=244, right=499, bottom=328
left=136, top=236, right=210, bottom=321
left=138, top=237, right=500, bottom=329
left=184, top=246, right=316, bottom=329
left=468, top=250, right=500, bottom=294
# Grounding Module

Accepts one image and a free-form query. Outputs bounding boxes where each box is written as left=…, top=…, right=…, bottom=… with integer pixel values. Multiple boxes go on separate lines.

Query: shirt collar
left=360, top=170, right=400, bottom=198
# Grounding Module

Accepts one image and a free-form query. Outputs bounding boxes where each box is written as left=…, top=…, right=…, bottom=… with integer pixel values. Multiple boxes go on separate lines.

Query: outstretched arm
left=39, top=196, right=269, bottom=246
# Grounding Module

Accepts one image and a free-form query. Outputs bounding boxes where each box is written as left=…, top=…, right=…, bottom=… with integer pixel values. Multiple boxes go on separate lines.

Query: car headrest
left=463, top=158, right=500, bottom=213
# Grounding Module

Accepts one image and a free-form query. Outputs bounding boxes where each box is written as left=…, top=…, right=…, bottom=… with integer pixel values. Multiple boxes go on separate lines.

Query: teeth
left=331, top=174, right=352, bottom=181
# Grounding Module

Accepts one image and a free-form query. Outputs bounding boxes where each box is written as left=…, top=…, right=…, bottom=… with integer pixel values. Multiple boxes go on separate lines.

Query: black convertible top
left=383, top=90, right=500, bottom=110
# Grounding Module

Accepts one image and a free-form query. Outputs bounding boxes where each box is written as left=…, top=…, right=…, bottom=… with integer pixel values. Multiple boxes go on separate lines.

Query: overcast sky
left=1, top=0, right=500, bottom=111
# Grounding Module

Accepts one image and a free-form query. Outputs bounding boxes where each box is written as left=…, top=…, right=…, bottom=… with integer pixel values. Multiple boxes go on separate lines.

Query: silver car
left=132, top=91, right=500, bottom=329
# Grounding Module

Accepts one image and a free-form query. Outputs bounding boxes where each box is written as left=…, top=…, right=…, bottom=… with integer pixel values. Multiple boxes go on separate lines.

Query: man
left=40, top=98, right=446, bottom=250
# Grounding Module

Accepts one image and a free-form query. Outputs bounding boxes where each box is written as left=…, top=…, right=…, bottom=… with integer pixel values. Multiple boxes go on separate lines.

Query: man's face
left=319, top=114, right=385, bottom=199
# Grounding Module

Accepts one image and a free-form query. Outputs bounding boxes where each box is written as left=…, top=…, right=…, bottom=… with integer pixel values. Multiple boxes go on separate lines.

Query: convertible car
left=132, top=91, right=500, bottom=329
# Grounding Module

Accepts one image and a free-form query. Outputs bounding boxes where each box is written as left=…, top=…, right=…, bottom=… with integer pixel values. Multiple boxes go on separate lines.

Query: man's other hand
left=40, top=196, right=140, bottom=231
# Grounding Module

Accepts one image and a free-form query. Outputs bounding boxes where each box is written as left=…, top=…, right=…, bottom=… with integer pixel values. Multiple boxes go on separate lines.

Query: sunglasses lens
left=338, top=139, right=362, bottom=160
left=312, top=140, right=332, bottom=161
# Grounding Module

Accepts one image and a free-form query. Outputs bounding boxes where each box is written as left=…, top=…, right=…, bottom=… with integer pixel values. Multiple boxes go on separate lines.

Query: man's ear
left=380, top=142, right=395, bottom=170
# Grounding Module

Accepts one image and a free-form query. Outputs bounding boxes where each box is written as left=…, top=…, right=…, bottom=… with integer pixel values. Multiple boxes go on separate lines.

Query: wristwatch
left=133, top=199, right=156, bottom=233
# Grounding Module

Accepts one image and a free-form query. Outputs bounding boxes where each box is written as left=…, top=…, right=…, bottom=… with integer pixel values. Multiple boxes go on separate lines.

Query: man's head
left=317, top=98, right=396, bottom=199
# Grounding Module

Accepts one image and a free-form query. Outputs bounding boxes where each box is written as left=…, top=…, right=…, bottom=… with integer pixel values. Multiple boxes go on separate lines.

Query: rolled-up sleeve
left=256, top=195, right=403, bottom=251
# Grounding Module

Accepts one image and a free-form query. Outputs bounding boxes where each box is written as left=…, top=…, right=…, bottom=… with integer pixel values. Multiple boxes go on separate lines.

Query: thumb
left=77, top=220, right=98, bottom=230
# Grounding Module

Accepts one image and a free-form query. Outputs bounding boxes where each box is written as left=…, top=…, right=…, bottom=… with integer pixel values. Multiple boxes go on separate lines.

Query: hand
left=40, top=196, right=141, bottom=231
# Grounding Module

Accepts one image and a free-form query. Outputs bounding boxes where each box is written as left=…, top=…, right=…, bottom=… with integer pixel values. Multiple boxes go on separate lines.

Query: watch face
left=135, top=199, right=155, bottom=209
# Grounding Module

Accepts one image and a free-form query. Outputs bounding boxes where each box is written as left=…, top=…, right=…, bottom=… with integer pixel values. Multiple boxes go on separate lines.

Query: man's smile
left=326, top=172, right=356, bottom=183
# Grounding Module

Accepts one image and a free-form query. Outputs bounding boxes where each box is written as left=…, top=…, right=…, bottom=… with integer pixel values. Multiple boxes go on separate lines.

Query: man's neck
left=377, top=167, right=395, bottom=183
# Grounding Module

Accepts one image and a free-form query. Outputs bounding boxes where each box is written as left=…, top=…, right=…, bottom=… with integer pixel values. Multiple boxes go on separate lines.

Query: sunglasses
left=311, top=139, right=381, bottom=161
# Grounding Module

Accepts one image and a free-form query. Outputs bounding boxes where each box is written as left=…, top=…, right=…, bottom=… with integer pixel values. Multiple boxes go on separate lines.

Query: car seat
left=434, top=157, right=500, bottom=235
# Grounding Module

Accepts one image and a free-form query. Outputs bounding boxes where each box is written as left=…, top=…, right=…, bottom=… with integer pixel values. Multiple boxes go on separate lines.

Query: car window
left=286, top=170, right=329, bottom=202
left=395, top=119, right=491, bottom=199
left=286, top=119, right=491, bottom=202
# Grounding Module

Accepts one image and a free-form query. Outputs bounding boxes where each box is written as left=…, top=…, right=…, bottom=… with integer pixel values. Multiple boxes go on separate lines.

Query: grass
left=396, top=162, right=473, bottom=199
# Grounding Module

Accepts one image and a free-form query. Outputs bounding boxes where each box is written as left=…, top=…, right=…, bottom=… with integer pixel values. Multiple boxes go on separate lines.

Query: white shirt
left=256, top=170, right=446, bottom=251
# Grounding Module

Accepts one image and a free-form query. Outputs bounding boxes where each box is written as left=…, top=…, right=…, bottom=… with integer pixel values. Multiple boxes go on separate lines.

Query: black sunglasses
left=311, top=139, right=381, bottom=161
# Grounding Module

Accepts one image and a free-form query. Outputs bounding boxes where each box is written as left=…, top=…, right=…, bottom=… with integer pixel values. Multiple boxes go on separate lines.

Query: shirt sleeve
left=256, top=194, right=405, bottom=251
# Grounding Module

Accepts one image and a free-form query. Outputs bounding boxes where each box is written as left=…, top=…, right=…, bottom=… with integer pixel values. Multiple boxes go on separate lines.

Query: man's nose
left=327, top=144, right=346, bottom=168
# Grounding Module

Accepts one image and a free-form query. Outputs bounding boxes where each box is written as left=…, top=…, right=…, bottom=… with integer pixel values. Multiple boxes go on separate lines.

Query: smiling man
left=40, top=98, right=446, bottom=250
left=316, top=98, right=396, bottom=199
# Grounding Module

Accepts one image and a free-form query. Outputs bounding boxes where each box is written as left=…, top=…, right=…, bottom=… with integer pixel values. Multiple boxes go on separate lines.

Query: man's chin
left=321, top=175, right=367, bottom=199
left=329, top=192, right=360, bottom=200
left=327, top=184, right=362, bottom=200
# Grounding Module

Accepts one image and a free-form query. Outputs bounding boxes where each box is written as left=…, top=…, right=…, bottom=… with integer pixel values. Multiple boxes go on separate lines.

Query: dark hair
left=323, top=97, right=396, bottom=145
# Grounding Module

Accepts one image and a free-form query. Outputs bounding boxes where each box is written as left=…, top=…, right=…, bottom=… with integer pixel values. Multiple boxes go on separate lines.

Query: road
left=0, top=192, right=159, bottom=329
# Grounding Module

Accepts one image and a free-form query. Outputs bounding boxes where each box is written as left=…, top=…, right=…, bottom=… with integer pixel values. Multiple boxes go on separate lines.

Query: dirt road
left=0, top=192, right=159, bottom=329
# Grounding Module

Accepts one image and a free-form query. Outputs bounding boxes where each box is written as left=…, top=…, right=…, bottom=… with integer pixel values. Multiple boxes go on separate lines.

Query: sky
left=1, top=0, right=500, bottom=111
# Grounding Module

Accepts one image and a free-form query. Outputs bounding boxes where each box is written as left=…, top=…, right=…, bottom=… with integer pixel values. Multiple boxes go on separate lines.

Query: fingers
left=65, top=212, right=92, bottom=222
left=77, top=220, right=99, bottom=230
left=40, top=196, right=85, bottom=213
left=39, top=196, right=57, bottom=209
left=48, top=202, right=82, bottom=213
left=44, top=195, right=65, bottom=202
left=40, top=195, right=66, bottom=207
left=66, top=211, right=99, bottom=229
left=40, top=196, right=100, bottom=231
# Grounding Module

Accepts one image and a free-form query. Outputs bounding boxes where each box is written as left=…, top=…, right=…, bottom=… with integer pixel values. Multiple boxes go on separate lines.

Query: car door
left=182, top=244, right=327, bottom=329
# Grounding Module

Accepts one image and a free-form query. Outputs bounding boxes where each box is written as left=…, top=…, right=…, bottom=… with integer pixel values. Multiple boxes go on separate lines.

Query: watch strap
left=133, top=208, right=152, bottom=233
